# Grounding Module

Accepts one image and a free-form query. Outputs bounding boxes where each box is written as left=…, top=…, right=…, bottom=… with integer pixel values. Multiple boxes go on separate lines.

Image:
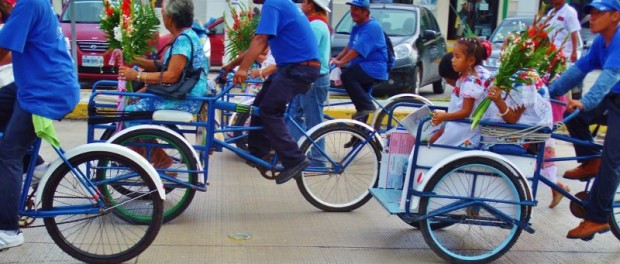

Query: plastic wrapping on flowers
left=470, top=3, right=567, bottom=129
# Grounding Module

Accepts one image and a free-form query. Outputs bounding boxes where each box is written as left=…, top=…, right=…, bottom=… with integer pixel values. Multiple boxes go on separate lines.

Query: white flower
left=113, top=26, right=122, bottom=42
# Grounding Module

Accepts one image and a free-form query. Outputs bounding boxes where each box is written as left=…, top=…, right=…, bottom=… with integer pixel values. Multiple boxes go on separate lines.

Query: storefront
left=447, top=0, right=501, bottom=40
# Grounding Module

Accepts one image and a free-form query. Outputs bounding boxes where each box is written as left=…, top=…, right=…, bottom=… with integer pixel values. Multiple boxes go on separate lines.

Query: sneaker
left=0, top=230, right=24, bottom=250
left=31, top=162, right=51, bottom=186
left=276, top=159, right=309, bottom=185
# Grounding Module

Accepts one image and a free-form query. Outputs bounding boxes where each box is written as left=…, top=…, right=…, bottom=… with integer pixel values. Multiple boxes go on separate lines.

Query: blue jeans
left=0, top=83, right=38, bottom=231
left=287, top=74, right=329, bottom=162
left=248, top=64, right=320, bottom=169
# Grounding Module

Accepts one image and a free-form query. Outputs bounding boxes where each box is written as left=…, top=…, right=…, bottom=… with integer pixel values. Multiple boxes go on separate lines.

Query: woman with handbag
left=117, top=0, right=208, bottom=170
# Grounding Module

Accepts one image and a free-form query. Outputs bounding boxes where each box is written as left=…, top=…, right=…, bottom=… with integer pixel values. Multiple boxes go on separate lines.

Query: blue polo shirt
left=573, top=27, right=620, bottom=109
left=0, top=0, right=79, bottom=120
left=348, top=18, right=388, bottom=80
left=255, top=0, right=319, bottom=65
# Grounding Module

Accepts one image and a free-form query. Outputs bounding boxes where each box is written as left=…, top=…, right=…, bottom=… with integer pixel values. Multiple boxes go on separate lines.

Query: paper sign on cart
left=378, top=129, right=415, bottom=189
left=400, top=105, right=441, bottom=141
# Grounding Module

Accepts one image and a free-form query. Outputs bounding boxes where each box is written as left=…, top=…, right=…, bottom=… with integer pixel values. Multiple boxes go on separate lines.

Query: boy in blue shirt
left=332, top=0, right=388, bottom=122
left=0, top=0, right=79, bottom=250
left=549, top=0, right=620, bottom=240
left=226, top=0, right=320, bottom=185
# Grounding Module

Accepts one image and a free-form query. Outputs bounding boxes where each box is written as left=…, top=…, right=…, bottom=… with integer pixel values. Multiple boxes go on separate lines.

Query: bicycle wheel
left=107, top=128, right=198, bottom=223
left=396, top=214, right=453, bottom=230
left=42, top=151, right=163, bottom=264
left=608, top=183, right=620, bottom=240
left=297, top=123, right=381, bottom=212
left=419, top=157, right=527, bottom=263
left=373, top=97, right=428, bottom=134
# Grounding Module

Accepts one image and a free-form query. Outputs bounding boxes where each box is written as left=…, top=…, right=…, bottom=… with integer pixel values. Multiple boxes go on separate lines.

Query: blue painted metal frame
left=87, top=79, right=379, bottom=196
left=374, top=106, right=607, bottom=235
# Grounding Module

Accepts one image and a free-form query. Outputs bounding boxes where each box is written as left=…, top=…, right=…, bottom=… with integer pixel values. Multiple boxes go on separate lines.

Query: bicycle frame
left=87, top=80, right=380, bottom=193
left=372, top=104, right=610, bottom=234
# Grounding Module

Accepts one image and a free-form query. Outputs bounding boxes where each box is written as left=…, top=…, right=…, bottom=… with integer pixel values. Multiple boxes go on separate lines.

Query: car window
left=490, top=19, right=532, bottom=44
left=425, top=9, right=440, bottom=32
left=61, top=1, right=105, bottom=23
left=419, top=9, right=428, bottom=32
left=334, top=9, right=417, bottom=37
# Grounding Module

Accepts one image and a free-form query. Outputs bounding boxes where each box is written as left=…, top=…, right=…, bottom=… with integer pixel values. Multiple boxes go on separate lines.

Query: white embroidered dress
left=434, top=66, right=490, bottom=147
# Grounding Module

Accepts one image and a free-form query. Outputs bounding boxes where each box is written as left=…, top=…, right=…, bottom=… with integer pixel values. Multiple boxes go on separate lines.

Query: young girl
left=431, top=38, right=491, bottom=147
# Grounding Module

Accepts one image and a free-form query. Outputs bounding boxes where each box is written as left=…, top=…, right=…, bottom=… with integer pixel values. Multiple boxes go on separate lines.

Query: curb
left=67, top=100, right=411, bottom=121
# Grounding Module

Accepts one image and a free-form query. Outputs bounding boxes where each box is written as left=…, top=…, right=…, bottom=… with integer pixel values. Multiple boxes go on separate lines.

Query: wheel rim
left=43, top=153, right=162, bottom=261
left=300, top=129, right=379, bottom=209
left=424, top=163, right=522, bottom=261
left=117, top=134, right=195, bottom=220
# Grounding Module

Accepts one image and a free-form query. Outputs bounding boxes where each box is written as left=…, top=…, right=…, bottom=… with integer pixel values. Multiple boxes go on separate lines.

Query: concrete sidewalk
left=2, top=120, right=618, bottom=263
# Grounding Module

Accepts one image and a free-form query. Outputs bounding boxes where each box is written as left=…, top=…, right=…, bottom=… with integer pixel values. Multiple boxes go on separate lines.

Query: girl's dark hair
left=456, top=38, right=491, bottom=66
left=439, top=52, right=459, bottom=80
left=0, top=0, right=12, bottom=23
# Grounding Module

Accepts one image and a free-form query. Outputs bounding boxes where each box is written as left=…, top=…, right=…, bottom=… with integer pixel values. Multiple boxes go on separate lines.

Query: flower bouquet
left=224, top=1, right=260, bottom=60
left=470, top=3, right=567, bottom=129
left=99, top=0, right=159, bottom=92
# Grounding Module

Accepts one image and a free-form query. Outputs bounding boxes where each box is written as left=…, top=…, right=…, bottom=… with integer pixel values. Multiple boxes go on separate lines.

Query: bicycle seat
left=153, top=110, right=194, bottom=123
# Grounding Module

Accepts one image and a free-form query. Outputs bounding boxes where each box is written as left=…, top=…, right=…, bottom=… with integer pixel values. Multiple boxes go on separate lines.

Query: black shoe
left=351, top=108, right=376, bottom=120
left=276, top=159, right=309, bottom=185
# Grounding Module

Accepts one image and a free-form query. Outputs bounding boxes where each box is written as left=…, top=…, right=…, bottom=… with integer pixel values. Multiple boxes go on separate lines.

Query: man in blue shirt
left=227, top=0, right=320, bottom=185
left=0, top=0, right=79, bottom=250
left=549, top=0, right=620, bottom=240
left=332, top=0, right=388, bottom=122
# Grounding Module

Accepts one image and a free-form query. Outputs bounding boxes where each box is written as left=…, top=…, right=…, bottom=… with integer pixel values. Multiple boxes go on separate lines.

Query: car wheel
left=410, top=66, right=422, bottom=94
left=432, top=79, right=445, bottom=94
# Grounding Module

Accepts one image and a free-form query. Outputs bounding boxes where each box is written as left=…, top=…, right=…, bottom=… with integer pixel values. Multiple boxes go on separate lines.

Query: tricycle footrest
left=370, top=188, right=405, bottom=214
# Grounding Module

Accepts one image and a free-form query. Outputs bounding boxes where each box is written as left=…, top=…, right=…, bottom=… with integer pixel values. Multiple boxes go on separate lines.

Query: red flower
left=122, top=0, right=131, bottom=17
left=528, top=27, right=536, bottom=38
left=106, top=7, right=114, bottom=17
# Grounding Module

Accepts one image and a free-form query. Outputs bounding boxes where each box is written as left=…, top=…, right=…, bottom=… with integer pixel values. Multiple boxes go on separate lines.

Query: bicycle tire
left=373, top=97, right=429, bottom=134
left=106, top=128, right=199, bottom=223
left=296, top=123, right=381, bottom=212
left=396, top=214, right=454, bottom=230
left=42, top=150, right=163, bottom=264
left=419, top=157, right=527, bottom=263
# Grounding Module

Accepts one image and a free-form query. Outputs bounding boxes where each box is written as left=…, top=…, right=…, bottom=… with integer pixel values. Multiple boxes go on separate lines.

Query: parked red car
left=206, top=17, right=225, bottom=67
left=59, top=0, right=169, bottom=85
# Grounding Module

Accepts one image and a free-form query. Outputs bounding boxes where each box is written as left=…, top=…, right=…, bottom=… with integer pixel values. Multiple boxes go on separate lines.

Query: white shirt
left=546, top=4, right=582, bottom=58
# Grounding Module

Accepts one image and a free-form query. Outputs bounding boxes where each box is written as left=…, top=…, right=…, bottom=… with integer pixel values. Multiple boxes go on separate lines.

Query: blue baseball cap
left=346, top=0, right=370, bottom=9
left=584, top=0, right=620, bottom=14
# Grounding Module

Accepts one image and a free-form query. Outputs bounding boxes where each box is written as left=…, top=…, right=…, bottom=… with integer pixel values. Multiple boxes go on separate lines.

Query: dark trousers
left=248, top=64, right=319, bottom=169
left=0, top=83, right=38, bottom=231
left=342, top=64, right=376, bottom=112
left=565, top=100, right=607, bottom=158
left=578, top=95, right=620, bottom=223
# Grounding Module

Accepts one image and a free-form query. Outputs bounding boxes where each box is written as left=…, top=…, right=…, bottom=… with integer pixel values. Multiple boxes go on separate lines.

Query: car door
left=207, top=18, right=225, bottom=66
left=418, top=8, right=446, bottom=85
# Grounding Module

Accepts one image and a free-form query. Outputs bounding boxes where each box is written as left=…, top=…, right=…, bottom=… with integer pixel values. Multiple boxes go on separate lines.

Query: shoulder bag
left=147, top=33, right=203, bottom=100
